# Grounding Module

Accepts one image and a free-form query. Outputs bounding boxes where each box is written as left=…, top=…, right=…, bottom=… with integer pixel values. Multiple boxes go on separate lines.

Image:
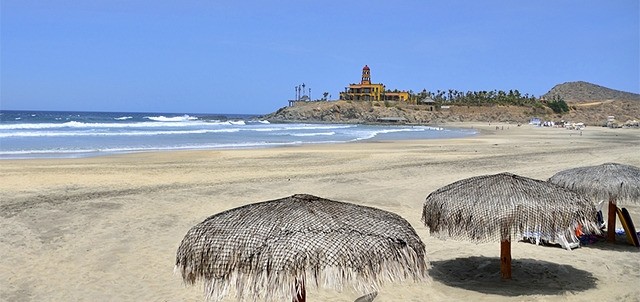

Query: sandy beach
left=1, top=122, right=639, bottom=302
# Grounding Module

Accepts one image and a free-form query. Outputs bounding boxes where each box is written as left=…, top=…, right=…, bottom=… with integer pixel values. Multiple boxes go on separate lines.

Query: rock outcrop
left=262, top=101, right=544, bottom=125
left=262, top=82, right=640, bottom=126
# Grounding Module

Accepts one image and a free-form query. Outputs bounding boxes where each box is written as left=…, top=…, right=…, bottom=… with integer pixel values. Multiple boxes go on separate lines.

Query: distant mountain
left=543, top=81, right=640, bottom=103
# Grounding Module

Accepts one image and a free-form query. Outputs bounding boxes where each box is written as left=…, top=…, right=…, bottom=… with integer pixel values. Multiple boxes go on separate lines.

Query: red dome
left=363, top=65, right=370, bottom=70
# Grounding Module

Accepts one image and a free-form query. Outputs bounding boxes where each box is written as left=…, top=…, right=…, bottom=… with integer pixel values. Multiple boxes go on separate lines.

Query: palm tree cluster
left=415, top=89, right=543, bottom=108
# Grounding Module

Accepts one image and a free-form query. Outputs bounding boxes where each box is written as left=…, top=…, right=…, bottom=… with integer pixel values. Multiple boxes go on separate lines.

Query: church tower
left=361, top=65, right=371, bottom=85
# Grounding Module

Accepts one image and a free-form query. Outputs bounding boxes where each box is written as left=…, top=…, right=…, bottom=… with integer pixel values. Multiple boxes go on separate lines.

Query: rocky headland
left=262, top=82, right=640, bottom=126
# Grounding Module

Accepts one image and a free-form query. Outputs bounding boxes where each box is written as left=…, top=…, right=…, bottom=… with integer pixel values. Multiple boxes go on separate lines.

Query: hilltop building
left=288, top=83, right=312, bottom=106
left=339, top=65, right=412, bottom=103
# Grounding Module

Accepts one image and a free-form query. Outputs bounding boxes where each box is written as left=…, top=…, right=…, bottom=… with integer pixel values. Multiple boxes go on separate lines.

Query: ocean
left=0, top=110, right=476, bottom=159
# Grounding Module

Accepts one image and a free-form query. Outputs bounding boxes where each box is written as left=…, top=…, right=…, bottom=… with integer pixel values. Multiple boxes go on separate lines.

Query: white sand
left=1, top=123, right=639, bottom=301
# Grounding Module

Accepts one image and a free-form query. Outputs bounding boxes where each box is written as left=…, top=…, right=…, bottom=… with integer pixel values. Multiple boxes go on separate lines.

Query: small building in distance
left=339, top=65, right=412, bottom=103
left=288, top=83, right=312, bottom=107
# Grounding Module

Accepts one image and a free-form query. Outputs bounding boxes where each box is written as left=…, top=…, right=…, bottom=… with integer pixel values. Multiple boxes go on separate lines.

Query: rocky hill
left=263, top=82, right=640, bottom=126
left=543, top=81, right=640, bottom=102
left=263, top=101, right=545, bottom=125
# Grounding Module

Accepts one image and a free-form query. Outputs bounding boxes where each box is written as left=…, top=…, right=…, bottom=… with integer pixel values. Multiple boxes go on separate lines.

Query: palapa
left=175, top=194, right=428, bottom=302
left=421, top=172, right=600, bottom=279
left=548, top=162, right=640, bottom=242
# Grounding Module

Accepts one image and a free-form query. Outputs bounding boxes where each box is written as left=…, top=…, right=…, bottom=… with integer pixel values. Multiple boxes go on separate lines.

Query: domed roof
left=363, top=65, right=370, bottom=70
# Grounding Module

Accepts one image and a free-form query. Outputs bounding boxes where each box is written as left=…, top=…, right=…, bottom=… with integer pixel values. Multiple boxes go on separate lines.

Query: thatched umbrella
left=176, top=194, right=428, bottom=302
left=421, top=172, right=600, bottom=279
left=548, top=163, right=640, bottom=242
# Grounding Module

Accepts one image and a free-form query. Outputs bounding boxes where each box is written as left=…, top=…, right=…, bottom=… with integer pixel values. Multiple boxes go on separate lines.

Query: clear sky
left=1, top=1, right=639, bottom=114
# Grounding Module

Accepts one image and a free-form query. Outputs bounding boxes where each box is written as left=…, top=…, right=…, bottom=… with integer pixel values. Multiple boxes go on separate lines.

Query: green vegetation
left=414, top=88, right=540, bottom=107
left=546, top=95, right=570, bottom=113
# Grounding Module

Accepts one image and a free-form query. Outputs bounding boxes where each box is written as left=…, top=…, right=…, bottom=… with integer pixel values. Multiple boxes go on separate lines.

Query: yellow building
left=339, top=65, right=411, bottom=102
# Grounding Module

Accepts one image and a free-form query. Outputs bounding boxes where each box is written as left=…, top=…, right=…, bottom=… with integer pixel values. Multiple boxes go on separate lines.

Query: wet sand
left=1, top=122, right=639, bottom=301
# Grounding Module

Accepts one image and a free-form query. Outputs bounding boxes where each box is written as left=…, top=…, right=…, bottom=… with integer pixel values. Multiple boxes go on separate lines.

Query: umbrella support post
left=293, top=277, right=306, bottom=302
left=500, top=239, right=512, bottom=280
left=607, top=198, right=617, bottom=243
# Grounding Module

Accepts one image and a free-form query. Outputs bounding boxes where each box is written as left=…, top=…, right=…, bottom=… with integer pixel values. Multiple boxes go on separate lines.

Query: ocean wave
left=0, top=128, right=241, bottom=138
left=375, top=127, right=426, bottom=134
left=349, top=126, right=473, bottom=141
left=0, top=120, right=210, bottom=130
left=145, top=115, right=198, bottom=122
left=287, top=124, right=355, bottom=130
left=0, top=118, right=477, bottom=159
left=0, top=121, right=85, bottom=130
left=349, top=127, right=428, bottom=141
left=289, top=132, right=336, bottom=137
left=0, top=141, right=306, bottom=159
left=250, top=124, right=355, bottom=132
left=0, top=120, right=354, bottom=131
left=0, top=149, right=103, bottom=156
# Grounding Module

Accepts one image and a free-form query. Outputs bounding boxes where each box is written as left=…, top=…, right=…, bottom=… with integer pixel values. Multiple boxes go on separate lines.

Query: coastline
left=1, top=122, right=639, bottom=301
left=0, top=110, right=476, bottom=160
left=263, top=99, right=640, bottom=127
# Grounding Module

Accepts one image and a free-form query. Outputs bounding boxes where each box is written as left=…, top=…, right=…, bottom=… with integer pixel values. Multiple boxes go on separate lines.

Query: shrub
left=544, top=95, right=569, bottom=113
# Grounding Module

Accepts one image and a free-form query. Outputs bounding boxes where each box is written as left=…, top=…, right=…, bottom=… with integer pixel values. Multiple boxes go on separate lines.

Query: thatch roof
left=176, top=194, right=427, bottom=301
left=421, top=173, right=600, bottom=243
left=548, top=163, right=640, bottom=205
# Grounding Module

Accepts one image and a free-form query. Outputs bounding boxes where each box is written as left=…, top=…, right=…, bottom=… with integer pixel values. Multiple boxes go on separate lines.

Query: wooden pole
left=607, top=198, right=617, bottom=243
left=293, top=276, right=306, bottom=302
left=500, top=239, right=512, bottom=279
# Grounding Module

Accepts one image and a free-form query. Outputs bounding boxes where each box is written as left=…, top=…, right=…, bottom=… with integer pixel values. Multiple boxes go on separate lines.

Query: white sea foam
left=0, top=120, right=209, bottom=130
left=205, top=120, right=244, bottom=126
left=0, top=114, right=476, bottom=159
left=250, top=124, right=355, bottom=132
left=0, top=149, right=102, bottom=155
left=0, top=141, right=306, bottom=159
left=289, top=132, right=336, bottom=137
left=145, top=115, right=198, bottom=122
left=0, top=128, right=241, bottom=138
left=349, top=127, right=428, bottom=141
left=0, top=121, right=352, bottom=133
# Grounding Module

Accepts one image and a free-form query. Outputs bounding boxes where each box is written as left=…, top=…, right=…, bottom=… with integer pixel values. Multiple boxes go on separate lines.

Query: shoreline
left=1, top=121, right=639, bottom=301
left=0, top=121, right=478, bottom=161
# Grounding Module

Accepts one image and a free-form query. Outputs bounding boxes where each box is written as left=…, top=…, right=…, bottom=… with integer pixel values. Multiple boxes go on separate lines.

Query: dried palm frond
left=421, top=173, right=600, bottom=243
left=548, top=163, right=640, bottom=205
left=176, top=194, right=428, bottom=302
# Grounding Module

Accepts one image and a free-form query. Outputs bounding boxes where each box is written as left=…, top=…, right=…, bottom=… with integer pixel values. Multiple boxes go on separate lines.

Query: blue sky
left=1, top=1, right=638, bottom=114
